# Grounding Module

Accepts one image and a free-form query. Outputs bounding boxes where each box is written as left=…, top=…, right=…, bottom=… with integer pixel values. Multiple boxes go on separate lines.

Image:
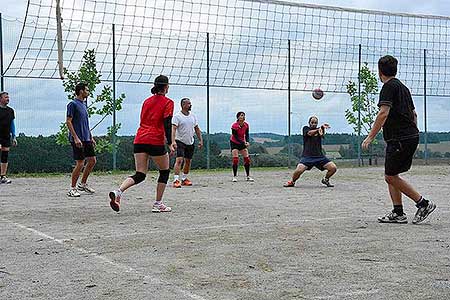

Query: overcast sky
left=1, top=0, right=450, bottom=136
left=3, top=0, right=450, bottom=20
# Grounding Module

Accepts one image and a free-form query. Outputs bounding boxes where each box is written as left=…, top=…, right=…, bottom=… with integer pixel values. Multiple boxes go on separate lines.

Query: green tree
left=55, top=49, right=125, bottom=154
left=345, top=63, right=379, bottom=137
left=346, top=63, right=379, bottom=162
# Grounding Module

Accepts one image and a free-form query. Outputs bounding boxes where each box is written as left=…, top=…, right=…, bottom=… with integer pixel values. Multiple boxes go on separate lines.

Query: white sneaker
left=152, top=202, right=172, bottom=213
left=232, top=177, right=238, bottom=182
left=109, top=190, right=121, bottom=212
left=246, top=176, right=254, bottom=182
left=77, top=182, right=95, bottom=194
left=67, top=188, right=81, bottom=197
left=0, top=176, right=11, bottom=184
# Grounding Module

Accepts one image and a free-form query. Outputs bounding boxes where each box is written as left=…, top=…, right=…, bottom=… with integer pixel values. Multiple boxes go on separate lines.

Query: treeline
left=6, top=132, right=450, bottom=173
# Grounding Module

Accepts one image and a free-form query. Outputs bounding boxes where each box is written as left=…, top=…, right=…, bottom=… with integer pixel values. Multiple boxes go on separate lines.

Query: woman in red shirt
left=230, top=111, right=254, bottom=182
left=109, top=75, right=176, bottom=212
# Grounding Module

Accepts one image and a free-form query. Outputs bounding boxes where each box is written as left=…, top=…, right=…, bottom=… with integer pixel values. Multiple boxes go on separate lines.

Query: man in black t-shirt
left=283, top=116, right=337, bottom=188
left=362, top=55, right=435, bottom=224
left=0, top=91, right=17, bottom=184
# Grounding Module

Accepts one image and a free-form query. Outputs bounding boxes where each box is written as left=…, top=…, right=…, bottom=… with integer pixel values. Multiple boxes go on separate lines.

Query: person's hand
left=322, top=123, right=331, bottom=129
left=318, top=127, right=324, bottom=136
left=362, top=136, right=373, bottom=150
left=91, top=137, right=96, bottom=147
left=74, top=137, right=83, bottom=148
left=198, top=141, right=203, bottom=149
left=245, top=142, right=250, bottom=147
left=168, top=142, right=177, bottom=156
left=12, top=137, right=17, bottom=147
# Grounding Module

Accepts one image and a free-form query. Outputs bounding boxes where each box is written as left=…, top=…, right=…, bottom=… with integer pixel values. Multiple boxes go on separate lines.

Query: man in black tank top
left=362, top=55, right=435, bottom=224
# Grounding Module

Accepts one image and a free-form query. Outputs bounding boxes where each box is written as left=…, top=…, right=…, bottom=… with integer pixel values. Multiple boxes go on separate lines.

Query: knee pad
left=244, top=156, right=250, bottom=165
left=158, top=169, right=170, bottom=184
left=1, top=151, right=9, bottom=163
left=232, top=157, right=239, bottom=166
left=130, top=171, right=146, bottom=184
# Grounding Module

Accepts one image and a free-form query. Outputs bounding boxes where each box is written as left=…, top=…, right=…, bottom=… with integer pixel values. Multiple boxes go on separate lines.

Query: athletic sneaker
left=0, top=176, right=11, bottom=184
left=77, top=182, right=95, bottom=194
left=321, top=177, right=334, bottom=187
left=232, top=177, right=238, bottom=182
left=283, top=180, right=295, bottom=187
left=173, top=179, right=181, bottom=188
left=246, top=176, right=254, bottom=182
left=152, top=202, right=172, bottom=213
left=109, top=190, right=121, bottom=212
left=412, top=200, right=436, bottom=224
left=378, top=211, right=408, bottom=224
left=67, top=188, right=81, bottom=197
left=182, top=178, right=192, bottom=186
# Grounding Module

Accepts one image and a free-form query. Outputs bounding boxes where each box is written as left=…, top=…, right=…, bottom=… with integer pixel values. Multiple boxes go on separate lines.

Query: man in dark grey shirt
left=283, top=116, right=337, bottom=188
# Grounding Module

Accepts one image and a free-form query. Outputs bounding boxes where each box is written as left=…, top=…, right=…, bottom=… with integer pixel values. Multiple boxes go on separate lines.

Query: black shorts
left=385, top=137, right=419, bottom=176
left=133, top=144, right=167, bottom=156
left=176, top=140, right=195, bottom=159
left=0, top=136, right=11, bottom=148
left=230, top=140, right=247, bottom=151
left=299, top=156, right=331, bottom=171
left=71, top=142, right=96, bottom=161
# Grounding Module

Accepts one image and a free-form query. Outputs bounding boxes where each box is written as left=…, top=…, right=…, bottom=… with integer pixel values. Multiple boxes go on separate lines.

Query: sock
left=155, top=200, right=162, bottom=206
left=117, top=188, right=123, bottom=195
left=393, top=205, right=404, bottom=215
left=416, top=196, right=429, bottom=208
left=181, top=173, right=187, bottom=181
left=174, top=174, right=179, bottom=181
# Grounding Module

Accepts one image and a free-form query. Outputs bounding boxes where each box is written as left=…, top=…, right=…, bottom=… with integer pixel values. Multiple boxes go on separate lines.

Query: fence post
left=287, top=39, right=292, bottom=168
left=357, top=44, right=362, bottom=166
left=206, top=32, right=211, bottom=169
left=0, top=13, right=4, bottom=91
left=112, top=24, right=117, bottom=170
left=424, top=49, right=428, bottom=165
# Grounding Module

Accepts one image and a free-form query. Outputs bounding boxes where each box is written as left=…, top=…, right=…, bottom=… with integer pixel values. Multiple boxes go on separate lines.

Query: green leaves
left=345, top=63, right=379, bottom=144
left=56, top=49, right=126, bottom=153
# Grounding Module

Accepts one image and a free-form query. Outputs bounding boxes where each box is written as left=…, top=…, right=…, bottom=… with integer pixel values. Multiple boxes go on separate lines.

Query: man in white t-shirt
left=171, top=98, right=203, bottom=188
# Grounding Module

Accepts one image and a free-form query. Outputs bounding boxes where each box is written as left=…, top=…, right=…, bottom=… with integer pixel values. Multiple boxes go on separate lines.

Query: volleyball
left=312, top=88, right=324, bottom=100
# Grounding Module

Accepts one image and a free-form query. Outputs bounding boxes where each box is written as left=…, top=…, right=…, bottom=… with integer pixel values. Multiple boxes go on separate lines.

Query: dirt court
left=1, top=165, right=450, bottom=299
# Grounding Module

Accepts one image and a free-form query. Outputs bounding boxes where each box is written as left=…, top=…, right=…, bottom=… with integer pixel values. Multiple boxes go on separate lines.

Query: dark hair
left=180, top=97, right=190, bottom=107
left=378, top=55, right=398, bottom=77
left=151, top=75, right=169, bottom=94
left=0, top=91, right=8, bottom=98
left=308, top=116, right=318, bottom=123
left=236, top=111, right=245, bottom=120
left=75, top=83, right=87, bottom=96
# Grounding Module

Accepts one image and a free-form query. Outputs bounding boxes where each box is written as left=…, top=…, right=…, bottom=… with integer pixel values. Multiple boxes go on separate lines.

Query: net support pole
left=424, top=49, right=428, bottom=165
left=112, top=24, right=117, bottom=170
left=56, top=0, right=64, bottom=79
left=206, top=32, right=211, bottom=169
left=0, top=13, right=4, bottom=91
left=287, top=39, right=292, bottom=169
left=357, top=44, right=362, bottom=167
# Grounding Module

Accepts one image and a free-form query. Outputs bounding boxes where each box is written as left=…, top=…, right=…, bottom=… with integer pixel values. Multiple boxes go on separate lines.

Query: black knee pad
left=1, top=151, right=9, bottom=163
left=158, top=169, right=170, bottom=184
left=130, top=171, right=146, bottom=184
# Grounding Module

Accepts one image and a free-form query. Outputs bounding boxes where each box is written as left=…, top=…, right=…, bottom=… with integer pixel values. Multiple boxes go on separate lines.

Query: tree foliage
left=56, top=49, right=125, bottom=154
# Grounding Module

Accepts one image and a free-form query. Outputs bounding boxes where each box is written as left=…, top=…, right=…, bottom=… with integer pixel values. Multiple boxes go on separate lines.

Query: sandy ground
left=1, top=165, right=449, bottom=299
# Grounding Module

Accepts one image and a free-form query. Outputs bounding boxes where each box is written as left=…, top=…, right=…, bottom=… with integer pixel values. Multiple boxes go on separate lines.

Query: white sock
left=174, top=175, right=179, bottom=181
left=181, top=173, right=187, bottom=180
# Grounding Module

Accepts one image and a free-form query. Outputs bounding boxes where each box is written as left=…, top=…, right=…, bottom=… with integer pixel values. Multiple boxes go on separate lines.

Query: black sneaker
left=412, top=200, right=436, bottom=224
left=321, top=177, right=334, bottom=187
left=378, top=211, right=408, bottom=224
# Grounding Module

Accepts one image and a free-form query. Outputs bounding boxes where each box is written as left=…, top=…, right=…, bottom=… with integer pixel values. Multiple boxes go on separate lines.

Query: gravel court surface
left=1, top=165, right=449, bottom=299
